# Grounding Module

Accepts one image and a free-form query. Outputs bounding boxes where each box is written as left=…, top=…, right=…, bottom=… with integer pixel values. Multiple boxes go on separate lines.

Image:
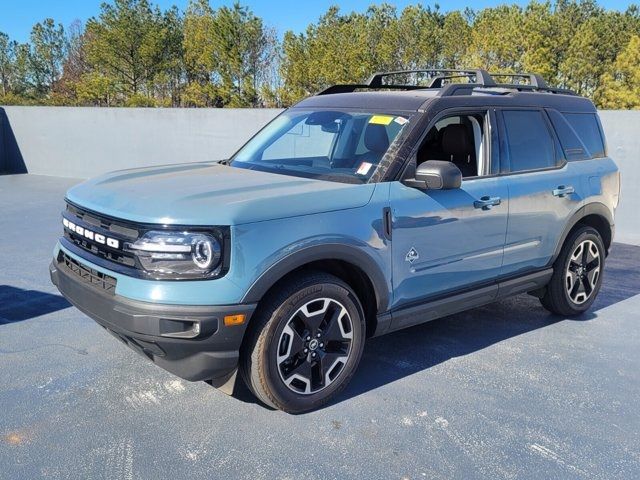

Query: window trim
left=496, top=107, right=567, bottom=176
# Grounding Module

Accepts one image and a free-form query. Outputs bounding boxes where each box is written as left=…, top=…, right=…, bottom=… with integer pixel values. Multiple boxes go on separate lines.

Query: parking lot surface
left=1, top=174, right=639, bottom=479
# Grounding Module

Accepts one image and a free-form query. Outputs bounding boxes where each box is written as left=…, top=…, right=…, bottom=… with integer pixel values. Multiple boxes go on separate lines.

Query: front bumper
left=50, top=258, right=256, bottom=384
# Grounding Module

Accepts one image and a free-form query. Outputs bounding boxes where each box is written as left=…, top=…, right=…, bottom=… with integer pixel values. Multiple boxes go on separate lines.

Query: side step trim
left=379, top=268, right=553, bottom=335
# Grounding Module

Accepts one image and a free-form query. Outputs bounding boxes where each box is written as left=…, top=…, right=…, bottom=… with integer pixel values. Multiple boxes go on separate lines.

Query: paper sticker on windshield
left=394, top=116, right=408, bottom=125
left=369, top=115, right=394, bottom=125
left=357, top=162, right=373, bottom=175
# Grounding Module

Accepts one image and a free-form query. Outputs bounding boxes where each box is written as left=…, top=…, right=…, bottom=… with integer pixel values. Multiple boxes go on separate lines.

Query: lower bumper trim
left=50, top=259, right=256, bottom=382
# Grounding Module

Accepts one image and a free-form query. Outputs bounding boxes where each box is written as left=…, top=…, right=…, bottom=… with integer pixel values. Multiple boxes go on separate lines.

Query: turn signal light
left=224, top=314, right=246, bottom=326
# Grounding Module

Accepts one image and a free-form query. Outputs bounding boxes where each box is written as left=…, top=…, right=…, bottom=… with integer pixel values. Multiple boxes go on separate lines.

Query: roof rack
left=317, top=69, right=495, bottom=95
left=317, top=69, right=576, bottom=96
left=367, top=69, right=496, bottom=88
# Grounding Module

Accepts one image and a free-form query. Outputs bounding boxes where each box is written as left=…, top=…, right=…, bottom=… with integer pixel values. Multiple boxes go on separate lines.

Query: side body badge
left=405, top=247, right=419, bottom=264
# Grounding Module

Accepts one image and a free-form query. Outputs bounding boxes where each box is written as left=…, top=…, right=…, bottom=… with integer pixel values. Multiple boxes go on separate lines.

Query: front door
left=389, top=110, right=508, bottom=311
left=389, top=178, right=508, bottom=309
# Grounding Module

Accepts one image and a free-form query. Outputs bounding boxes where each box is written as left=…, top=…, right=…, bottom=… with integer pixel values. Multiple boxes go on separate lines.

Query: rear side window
left=502, top=110, right=556, bottom=172
left=563, top=113, right=605, bottom=158
left=547, top=109, right=589, bottom=161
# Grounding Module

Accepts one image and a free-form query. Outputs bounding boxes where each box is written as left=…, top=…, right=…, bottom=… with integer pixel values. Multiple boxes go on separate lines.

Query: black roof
left=293, top=69, right=596, bottom=113
left=296, top=90, right=438, bottom=111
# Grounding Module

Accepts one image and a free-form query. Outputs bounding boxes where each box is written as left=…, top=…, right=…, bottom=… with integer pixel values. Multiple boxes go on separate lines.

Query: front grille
left=64, top=203, right=138, bottom=268
left=67, top=203, right=139, bottom=237
left=58, top=251, right=117, bottom=295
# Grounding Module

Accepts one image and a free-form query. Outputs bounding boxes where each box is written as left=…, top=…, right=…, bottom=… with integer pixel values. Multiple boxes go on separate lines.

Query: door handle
left=474, top=196, right=501, bottom=210
left=553, top=185, right=575, bottom=198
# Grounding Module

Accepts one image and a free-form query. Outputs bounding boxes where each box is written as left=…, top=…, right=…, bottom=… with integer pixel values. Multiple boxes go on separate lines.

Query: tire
left=240, top=271, right=366, bottom=413
left=540, top=226, right=605, bottom=316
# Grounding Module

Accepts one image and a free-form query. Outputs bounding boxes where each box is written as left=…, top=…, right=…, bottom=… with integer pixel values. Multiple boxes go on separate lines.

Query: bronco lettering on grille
left=62, top=217, right=120, bottom=249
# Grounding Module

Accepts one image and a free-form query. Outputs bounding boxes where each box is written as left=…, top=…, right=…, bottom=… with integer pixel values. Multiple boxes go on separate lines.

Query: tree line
left=1, top=0, right=639, bottom=109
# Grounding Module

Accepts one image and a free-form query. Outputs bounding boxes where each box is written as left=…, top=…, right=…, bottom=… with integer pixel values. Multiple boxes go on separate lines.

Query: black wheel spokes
left=317, top=350, right=348, bottom=386
left=298, top=309, right=325, bottom=334
left=568, top=270, right=580, bottom=299
left=581, top=241, right=590, bottom=265
left=282, top=358, right=314, bottom=392
left=321, top=305, right=351, bottom=344
left=277, top=298, right=353, bottom=395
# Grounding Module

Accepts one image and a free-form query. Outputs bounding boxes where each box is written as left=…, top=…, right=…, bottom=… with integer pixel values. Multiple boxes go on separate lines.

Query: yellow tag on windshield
left=369, top=115, right=394, bottom=125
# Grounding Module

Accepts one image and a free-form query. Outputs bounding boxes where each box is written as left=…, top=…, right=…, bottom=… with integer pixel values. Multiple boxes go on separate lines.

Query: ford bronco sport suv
left=50, top=69, right=619, bottom=413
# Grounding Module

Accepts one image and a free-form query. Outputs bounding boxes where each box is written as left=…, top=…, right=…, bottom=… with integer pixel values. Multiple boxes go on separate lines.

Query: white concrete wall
left=0, top=106, right=283, bottom=178
left=1, top=106, right=638, bottom=243
left=597, top=111, right=639, bottom=245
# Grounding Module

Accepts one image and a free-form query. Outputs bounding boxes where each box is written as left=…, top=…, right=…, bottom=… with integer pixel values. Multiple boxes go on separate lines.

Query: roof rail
left=436, top=84, right=484, bottom=97
left=492, top=85, right=576, bottom=95
left=318, top=83, right=428, bottom=95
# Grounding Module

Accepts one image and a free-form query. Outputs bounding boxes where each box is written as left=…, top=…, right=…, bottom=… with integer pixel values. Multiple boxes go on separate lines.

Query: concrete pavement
left=1, top=174, right=639, bottom=479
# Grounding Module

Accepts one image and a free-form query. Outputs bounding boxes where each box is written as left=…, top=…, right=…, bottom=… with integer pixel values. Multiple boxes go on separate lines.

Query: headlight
left=128, top=231, right=222, bottom=279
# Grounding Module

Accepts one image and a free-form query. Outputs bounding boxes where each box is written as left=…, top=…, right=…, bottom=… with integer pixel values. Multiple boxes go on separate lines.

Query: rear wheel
left=240, top=272, right=366, bottom=413
left=540, top=226, right=605, bottom=316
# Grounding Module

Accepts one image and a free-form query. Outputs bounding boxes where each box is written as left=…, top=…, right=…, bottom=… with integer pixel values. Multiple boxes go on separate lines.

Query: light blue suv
left=50, top=70, right=620, bottom=412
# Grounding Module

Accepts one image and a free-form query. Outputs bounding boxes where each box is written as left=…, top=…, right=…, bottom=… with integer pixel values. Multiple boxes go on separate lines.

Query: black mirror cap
left=412, top=160, right=462, bottom=190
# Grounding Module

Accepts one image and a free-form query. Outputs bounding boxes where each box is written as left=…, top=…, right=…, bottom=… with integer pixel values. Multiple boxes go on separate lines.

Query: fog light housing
left=160, top=318, right=201, bottom=338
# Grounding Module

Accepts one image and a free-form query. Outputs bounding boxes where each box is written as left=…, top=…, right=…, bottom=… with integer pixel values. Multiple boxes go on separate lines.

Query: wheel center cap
left=308, top=339, right=319, bottom=351
left=577, top=266, right=585, bottom=276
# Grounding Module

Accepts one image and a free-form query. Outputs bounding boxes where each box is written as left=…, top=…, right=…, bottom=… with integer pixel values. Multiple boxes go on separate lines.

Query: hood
left=66, top=162, right=376, bottom=225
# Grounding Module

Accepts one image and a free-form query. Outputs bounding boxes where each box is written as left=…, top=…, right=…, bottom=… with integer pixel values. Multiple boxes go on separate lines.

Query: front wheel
left=240, top=272, right=366, bottom=413
left=540, top=226, right=605, bottom=316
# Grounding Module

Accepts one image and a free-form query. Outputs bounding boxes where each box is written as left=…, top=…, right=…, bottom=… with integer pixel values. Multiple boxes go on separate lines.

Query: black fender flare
left=550, top=202, right=614, bottom=264
left=240, top=243, right=390, bottom=313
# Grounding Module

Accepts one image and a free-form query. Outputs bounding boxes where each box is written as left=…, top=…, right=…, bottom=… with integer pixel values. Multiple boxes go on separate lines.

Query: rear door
left=497, top=109, right=585, bottom=276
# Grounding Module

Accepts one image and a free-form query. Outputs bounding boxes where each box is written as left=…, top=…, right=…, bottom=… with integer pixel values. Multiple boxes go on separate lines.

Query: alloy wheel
left=565, top=239, right=601, bottom=305
left=276, top=298, right=353, bottom=395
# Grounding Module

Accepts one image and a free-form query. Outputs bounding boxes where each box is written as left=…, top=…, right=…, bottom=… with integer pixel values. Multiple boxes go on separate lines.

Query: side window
left=415, top=112, right=488, bottom=178
left=547, top=109, right=589, bottom=161
left=503, top=110, right=556, bottom=172
left=563, top=113, right=605, bottom=158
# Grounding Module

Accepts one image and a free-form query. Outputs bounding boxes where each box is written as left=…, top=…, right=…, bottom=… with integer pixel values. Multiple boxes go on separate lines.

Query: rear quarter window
left=563, top=113, right=606, bottom=158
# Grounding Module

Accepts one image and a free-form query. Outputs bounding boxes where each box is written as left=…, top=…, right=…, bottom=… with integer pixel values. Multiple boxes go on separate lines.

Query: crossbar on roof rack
left=490, top=73, right=549, bottom=89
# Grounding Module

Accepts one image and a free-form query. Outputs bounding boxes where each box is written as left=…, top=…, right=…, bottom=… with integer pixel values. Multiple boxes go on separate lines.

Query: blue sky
left=1, top=0, right=636, bottom=42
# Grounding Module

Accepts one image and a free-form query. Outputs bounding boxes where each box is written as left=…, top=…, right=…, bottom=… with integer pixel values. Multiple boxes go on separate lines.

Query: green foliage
left=29, top=18, right=66, bottom=93
left=599, top=35, right=640, bottom=109
left=1, top=0, right=639, bottom=108
left=83, top=0, right=177, bottom=102
left=466, top=5, right=524, bottom=71
left=183, top=0, right=278, bottom=107
left=561, top=11, right=638, bottom=98
left=76, top=71, right=118, bottom=106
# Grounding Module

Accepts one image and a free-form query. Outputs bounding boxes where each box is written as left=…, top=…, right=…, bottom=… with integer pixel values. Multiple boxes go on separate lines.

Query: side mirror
left=404, top=160, right=462, bottom=190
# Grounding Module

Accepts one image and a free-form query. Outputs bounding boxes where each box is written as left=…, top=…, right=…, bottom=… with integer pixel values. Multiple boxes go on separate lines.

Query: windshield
left=230, top=109, right=411, bottom=183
